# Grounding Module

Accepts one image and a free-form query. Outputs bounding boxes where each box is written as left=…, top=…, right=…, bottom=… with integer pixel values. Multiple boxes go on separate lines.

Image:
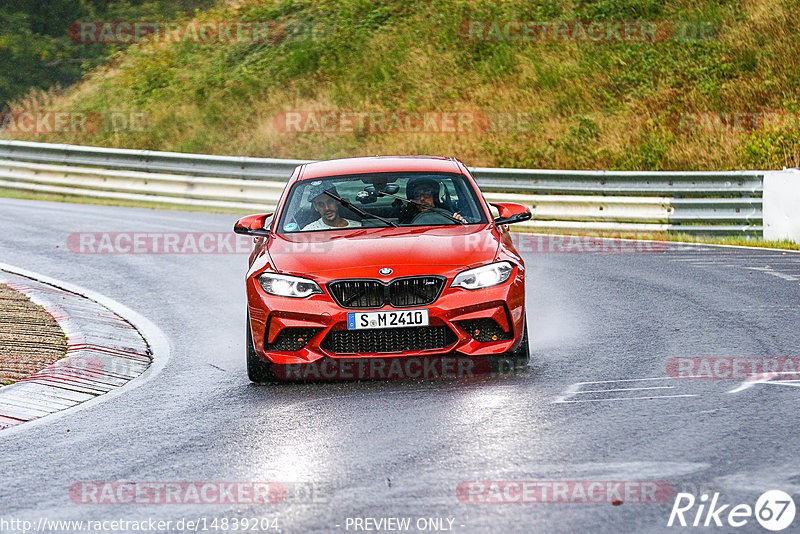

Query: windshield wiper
left=323, top=190, right=398, bottom=227
left=376, top=190, right=465, bottom=224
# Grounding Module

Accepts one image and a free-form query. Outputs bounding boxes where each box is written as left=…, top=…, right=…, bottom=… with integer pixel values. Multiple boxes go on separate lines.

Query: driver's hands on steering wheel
left=410, top=208, right=466, bottom=225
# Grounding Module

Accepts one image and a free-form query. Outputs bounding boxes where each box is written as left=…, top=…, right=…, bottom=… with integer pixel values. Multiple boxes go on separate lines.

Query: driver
left=302, top=183, right=362, bottom=230
left=399, top=177, right=466, bottom=223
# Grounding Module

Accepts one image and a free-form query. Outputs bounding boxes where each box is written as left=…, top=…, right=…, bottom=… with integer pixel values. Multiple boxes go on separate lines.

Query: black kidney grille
left=327, top=280, right=385, bottom=308
left=328, top=277, right=445, bottom=309
left=389, top=277, right=443, bottom=307
left=321, top=325, right=457, bottom=354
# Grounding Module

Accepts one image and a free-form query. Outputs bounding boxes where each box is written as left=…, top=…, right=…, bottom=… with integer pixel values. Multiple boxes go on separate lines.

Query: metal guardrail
left=0, top=139, right=306, bottom=180
left=0, top=140, right=765, bottom=235
left=474, top=168, right=764, bottom=197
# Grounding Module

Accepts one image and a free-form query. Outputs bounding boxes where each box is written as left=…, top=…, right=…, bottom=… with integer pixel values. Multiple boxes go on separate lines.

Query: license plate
left=347, top=309, right=429, bottom=330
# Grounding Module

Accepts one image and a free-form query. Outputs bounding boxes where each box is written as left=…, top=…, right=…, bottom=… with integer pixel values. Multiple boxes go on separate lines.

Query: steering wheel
left=410, top=209, right=465, bottom=225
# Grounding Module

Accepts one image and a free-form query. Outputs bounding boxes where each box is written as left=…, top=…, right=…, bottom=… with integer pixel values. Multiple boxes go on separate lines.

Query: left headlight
left=451, top=261, right=514, bottom=290
left=258, top=273, right=323, bottom=298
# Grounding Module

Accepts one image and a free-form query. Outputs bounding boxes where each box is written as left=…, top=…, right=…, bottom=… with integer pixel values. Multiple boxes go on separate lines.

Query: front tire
left=505, top=319, right=530, bottom=365
left=247, top=313, right=279, bottom=383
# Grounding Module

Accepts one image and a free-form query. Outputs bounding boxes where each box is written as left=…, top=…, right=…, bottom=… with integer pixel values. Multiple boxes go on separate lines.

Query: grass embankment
left=3, top=0, right=799, bottom=170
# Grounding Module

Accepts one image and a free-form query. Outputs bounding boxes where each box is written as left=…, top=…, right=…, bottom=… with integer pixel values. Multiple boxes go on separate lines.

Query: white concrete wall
left=763, top=170, right=800, bottom=243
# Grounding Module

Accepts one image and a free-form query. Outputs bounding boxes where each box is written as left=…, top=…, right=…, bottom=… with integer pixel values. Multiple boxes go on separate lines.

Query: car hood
left=268, top=225, right=500, bottom=277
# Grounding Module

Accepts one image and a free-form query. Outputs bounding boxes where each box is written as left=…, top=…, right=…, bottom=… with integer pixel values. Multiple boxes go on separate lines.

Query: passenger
left=302, top=183, right=362, bottom=230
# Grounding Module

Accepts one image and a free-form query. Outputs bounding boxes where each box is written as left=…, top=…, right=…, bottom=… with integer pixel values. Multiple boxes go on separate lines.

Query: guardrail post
left=763, top=169, right=800, bottom=243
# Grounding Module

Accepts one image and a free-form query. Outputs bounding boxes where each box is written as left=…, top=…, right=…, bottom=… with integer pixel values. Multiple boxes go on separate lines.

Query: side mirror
left=490, top=202, right=531, bottom=226
left=233, top=213, right=273, bottom=236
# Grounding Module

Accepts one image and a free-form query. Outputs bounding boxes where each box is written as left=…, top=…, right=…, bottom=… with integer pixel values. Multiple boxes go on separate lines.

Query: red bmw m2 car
left=234, top=156, right=531, bottom=382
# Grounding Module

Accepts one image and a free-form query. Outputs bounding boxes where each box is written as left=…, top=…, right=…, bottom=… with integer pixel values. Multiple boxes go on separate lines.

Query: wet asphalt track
left=0, top=197, right=799, bottom=534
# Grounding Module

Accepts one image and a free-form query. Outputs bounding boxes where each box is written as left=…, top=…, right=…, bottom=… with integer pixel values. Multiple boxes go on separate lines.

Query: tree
left=0, top=0, right=215, bottom=109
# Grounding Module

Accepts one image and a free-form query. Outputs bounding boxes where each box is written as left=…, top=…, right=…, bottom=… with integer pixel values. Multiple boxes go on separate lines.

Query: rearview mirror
left=356, top=184, right=400, bottom=204
left=490, top=202, right=531, bottom=226
left=233, top=213, right=273, bottom=236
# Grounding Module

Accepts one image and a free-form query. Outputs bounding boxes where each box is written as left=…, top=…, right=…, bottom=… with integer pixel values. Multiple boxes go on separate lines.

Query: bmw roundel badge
left=379, top=267, right=393, bottom=276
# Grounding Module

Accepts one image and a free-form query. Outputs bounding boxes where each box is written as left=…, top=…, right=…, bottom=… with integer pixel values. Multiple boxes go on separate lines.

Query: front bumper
left=246, top=272, right=525, bottom=365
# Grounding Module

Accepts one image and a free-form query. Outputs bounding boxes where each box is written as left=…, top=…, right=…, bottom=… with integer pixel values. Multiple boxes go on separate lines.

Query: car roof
left=297, top=156, right=463, bottom=181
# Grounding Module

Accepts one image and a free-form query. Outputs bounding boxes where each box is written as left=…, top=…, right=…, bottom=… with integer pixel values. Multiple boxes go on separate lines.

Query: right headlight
left=258, top=272, right=323, bottom=298
left=451, top=261, right=514, bottom=290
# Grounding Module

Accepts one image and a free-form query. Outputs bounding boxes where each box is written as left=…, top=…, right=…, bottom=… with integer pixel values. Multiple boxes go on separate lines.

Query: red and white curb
left=0, top=268, right=159, bottom=430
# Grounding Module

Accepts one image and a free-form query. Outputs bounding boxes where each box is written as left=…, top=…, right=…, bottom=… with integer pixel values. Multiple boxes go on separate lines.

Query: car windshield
left=277, top=172, right=488, bottom=233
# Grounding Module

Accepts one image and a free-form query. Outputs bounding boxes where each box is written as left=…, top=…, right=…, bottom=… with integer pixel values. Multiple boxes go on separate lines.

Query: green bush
left=4, top=0, right=799, bottom=171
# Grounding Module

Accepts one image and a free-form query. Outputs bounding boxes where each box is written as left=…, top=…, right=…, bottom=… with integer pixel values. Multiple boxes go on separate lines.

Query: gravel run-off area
left=0, top=283, right=67, bottom=385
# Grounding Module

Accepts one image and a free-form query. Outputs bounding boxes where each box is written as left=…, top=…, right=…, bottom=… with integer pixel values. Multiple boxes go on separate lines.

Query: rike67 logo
left=668, top=490, right=796, bottom=531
